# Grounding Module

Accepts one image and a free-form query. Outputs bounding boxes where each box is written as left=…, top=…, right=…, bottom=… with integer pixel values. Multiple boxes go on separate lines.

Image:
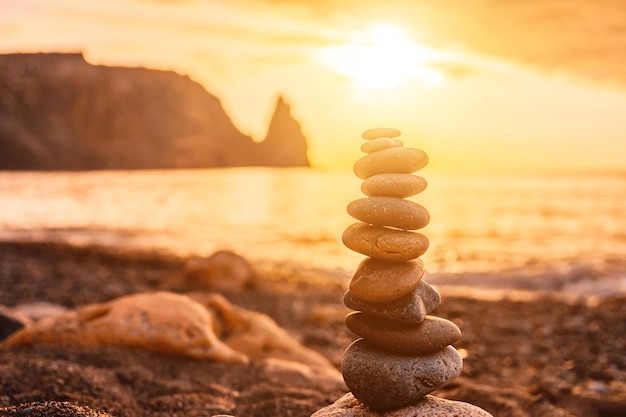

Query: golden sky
left=2, top=0, right=626, bottom=173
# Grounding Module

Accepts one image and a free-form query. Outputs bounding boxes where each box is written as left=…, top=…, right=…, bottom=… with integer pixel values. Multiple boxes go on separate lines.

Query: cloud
left=251, top=0, right=626, bottom=86
left=456, top=0, right=626, bottom=86
left=4, top=0, right=625, bottom=87
left=427, top=62, right=476, bottom=80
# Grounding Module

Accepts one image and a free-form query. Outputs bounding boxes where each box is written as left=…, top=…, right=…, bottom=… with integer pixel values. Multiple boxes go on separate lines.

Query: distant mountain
left=0, top=52, right=309, bottom=170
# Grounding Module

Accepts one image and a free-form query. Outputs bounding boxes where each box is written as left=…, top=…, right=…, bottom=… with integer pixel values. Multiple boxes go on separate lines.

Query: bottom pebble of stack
left=341, top=339, right=463, bottom=411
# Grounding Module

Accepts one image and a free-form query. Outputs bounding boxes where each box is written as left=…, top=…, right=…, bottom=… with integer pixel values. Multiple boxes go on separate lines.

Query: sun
left=318, top=23, right=446, bottom=90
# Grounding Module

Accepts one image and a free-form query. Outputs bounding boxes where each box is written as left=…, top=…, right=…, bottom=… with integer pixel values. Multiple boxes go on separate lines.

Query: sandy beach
left=1, top=241, right=624, bottom=417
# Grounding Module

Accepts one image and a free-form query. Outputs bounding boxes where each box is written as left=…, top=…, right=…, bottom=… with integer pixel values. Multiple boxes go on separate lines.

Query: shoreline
left=1, top=237, right=622, bottom=301
left=1, top=239, right=625, bottom=417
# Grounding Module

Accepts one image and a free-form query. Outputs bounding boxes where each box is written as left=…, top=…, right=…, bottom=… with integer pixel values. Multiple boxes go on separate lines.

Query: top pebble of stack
left=361, top=127, right=400, bottom=140
left=361, top=127, right=402, bottom=140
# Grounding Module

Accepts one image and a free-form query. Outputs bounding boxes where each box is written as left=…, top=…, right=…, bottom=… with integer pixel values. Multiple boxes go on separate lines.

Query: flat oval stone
left=310, top=392, right=494, bottom=417
left=342, top=223, right=429, bottom=261
left=343, top=280, right=441, bottom=324
left=361, top=174, right=427, bottom=198
left=347, top=197, right=430, bottom=230
left=349, top=258, right=424, bottom=303
left=342, top=340, right=463, bottom=411
left=353, top=148, right=428, bottom=180
left=362, top=127, right=401, bottom=140
left=361, top=138, right=403, bottom=153
left=345, top=313, right=461, bottom=355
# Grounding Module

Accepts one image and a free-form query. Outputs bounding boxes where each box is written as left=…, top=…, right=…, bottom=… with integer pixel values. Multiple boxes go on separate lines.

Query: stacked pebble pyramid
left=340, top=127, right=464, bottom=411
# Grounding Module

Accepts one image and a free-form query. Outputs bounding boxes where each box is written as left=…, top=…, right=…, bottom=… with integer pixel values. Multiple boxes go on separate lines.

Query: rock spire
left=259, top=95, right=310, bottom=167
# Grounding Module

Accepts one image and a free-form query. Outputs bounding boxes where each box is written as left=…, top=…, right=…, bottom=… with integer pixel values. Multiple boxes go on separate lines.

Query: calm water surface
left=1, top=168, right=625, bottom=295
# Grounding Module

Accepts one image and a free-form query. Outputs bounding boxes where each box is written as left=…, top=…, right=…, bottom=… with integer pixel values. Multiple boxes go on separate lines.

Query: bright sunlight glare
left=318, top=24, right=447, bottom=90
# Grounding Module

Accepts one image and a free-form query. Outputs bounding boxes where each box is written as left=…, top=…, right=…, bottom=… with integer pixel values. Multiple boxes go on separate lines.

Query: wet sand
left=1, top=241, right=624, bottom=417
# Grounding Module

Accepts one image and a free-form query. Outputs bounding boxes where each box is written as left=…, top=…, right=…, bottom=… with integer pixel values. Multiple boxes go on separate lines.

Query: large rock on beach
left=343, top=280, right=441, bottom=324
left=1, top=291, right=334, bottom=369
left=11, top=302, right=69, bottom=322
left=167, top=250, right=258, bottom=292
left=341, top=340, right=463, bottom=411
left=1, top=291, right=248, bottom=363
left=190, top=293, right=334, bottom=368
left=311, top=392, right=494, bottom=417
left=342, top=223, right=429, bottom=261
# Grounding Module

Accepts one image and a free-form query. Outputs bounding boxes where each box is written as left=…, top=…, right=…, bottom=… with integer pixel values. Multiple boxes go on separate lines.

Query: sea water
left=1, top=168, right=625, bottom=296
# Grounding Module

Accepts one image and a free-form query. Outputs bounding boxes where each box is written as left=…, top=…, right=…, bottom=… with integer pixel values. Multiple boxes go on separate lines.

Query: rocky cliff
left=0, top=53, right=309, bottom=170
